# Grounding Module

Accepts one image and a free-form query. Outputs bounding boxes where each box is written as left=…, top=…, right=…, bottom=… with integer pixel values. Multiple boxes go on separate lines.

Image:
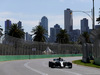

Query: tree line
left=0, top=23, right=92, bottom=44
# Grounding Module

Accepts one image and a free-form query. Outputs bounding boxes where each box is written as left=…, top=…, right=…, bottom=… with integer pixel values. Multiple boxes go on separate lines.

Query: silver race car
left=49, top=57, right=72, bottom=68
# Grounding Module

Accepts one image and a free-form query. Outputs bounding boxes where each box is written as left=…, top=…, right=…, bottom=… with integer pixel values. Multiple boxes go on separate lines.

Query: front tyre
left=68, top=62, right=72, bottom=69
left=49, top=61, right=51, bottom=67
left=49, top=62, right=55, bottom=68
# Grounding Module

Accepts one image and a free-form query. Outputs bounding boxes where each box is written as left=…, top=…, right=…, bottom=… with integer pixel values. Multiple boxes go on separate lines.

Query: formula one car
left=48, top=58, right=72, bottom=68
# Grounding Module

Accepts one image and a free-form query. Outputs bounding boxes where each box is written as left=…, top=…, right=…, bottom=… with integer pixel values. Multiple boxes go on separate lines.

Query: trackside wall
left=94, top=58, right=100, bottom=65
left=0, top=54, right=82, bottom=61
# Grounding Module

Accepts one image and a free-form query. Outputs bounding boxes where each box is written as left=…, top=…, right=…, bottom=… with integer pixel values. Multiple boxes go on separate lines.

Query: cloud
left=77, top=0, right=90, bottom=3
left=59, top=0, right=65, bottom=2
left=0, top=12, right=12, bottom=16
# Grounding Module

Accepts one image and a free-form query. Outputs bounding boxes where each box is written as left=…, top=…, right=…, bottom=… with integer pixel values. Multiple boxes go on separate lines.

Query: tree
left=31, top=25, right=47, bottom=42
left=0, top=25, right=3, bottom=38
left=56, top=29, right=69, bottom=44
left=82, top=32, right=90, bottom=43
left=7, top=24, right=24, bottom=55
left=8, top=23, right=25, bottom=38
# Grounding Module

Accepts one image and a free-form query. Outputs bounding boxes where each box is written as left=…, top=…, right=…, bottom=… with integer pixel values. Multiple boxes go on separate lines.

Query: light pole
left=73, top=11, right=92, bottom=20
left=73, top=0, right=95, bottom=30
left=92, top=0, right=95, bottom=30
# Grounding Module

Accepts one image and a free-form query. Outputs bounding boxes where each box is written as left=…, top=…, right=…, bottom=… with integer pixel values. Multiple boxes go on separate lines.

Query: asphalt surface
left=0, top=57, right=100, bottom=75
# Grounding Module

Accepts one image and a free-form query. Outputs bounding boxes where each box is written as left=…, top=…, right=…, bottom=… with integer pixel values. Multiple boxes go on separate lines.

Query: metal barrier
left=0, top=35, right=82, bottom=55
left=0, top=35, right=82, bottom=61
left=0, top=54, right=82, bottom=61
left=94, top=58, right=100, bottom=65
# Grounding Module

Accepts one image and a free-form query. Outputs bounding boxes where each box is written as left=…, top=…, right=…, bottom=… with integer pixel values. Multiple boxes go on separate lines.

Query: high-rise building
left=64, top=8, right=73, bottom=33
left=18, top=21, right=22, bottom=29
left=40, top=16, right=48, bottom=41
left=40, top=16, right=48, bottom=32
left=95, top=25, right=100, bottom=29
left=49, top=24, right=62, bottom=43
left=25, top=32, right=32, bottom=41
left=5, top=19, right=12, bottom=34
left=81, top=18, right=89, bottom=34
left=17, top=21, right=24, bottom=32
left=70, top=29, right=80, bottom=42
left=49, top=28, right=55, bottom=42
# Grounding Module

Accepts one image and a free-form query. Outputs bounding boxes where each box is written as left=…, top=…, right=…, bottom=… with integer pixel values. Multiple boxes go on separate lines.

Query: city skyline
left=0, top=0, right=100, bottom=34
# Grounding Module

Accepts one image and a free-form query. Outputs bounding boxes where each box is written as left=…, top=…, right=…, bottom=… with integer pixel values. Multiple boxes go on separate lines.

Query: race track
left=0, top=57, right=100, bottom=75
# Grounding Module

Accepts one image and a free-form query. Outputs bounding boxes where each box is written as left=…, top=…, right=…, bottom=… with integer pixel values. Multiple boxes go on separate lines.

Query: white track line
left=56, top=69, right=82, bottom=75
left=85, top=73, right=100, bottom=75
left=24, top=62, right=48, bottom=75
left=24, top=61, right=82, bottom=75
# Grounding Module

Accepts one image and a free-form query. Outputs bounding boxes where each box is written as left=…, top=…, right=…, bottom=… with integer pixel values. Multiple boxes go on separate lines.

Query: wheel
left=68, top=62, right=72, bottom=68
left=63, top=62, right=67, bottom=68
left=49, top=62, right=51, bottom=67
left=49, top=61, right=55, bottom=68
left=51, top=62, right=55, bottom=68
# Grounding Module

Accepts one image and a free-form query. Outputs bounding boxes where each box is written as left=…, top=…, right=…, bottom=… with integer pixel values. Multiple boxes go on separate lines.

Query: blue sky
left=0, top=0, right=100, bottom=34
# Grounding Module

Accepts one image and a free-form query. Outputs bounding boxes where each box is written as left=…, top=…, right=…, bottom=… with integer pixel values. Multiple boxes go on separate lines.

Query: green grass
left=72, top=60, right=100, bottom=68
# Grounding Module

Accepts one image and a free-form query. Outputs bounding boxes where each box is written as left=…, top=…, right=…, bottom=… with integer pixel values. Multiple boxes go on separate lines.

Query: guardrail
left=0, top=54, right=82, bottom=61
left=94, top=58, right=100, bottom=65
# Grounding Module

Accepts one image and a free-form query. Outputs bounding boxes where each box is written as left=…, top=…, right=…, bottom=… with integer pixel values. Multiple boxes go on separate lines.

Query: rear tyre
left=63, top=62, right=67, bottom=68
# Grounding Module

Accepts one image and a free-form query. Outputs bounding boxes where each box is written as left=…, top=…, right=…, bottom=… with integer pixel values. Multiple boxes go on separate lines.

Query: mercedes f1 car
left=49, top=58, right=72, bottom=68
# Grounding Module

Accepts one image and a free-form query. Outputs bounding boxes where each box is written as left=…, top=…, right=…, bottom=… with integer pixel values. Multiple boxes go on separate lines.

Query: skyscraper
left=71, top=29, right=80, bottom=42
left=18, top=21, right=22, bottom=29
left=81, top=18, right=89, bottom=34
left=40, top=16, right=48, bottom=32
left=64, top=8, right=73, bottom=33
left=40, top=16, right=48, bottom=41
left=17, top=21, right=24, bottom=32
left=5, top=19, right=12, bottom=34
left=25, top=32, right=32, bottom=41
left=49, top=24, right=62, bottom=43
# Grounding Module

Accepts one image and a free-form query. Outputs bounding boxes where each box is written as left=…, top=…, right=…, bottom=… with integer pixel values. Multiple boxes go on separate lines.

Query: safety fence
left=0, top=54, right=82, bottom=61
left=0, top=35, right=82, bottom=61
left=0, top=35, right=82, bottom=55
left=0, top=43, right=82, bottom=55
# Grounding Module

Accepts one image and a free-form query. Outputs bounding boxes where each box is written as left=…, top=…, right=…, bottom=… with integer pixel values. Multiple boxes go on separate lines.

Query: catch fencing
left=0, top=35, right=82, bottom=55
